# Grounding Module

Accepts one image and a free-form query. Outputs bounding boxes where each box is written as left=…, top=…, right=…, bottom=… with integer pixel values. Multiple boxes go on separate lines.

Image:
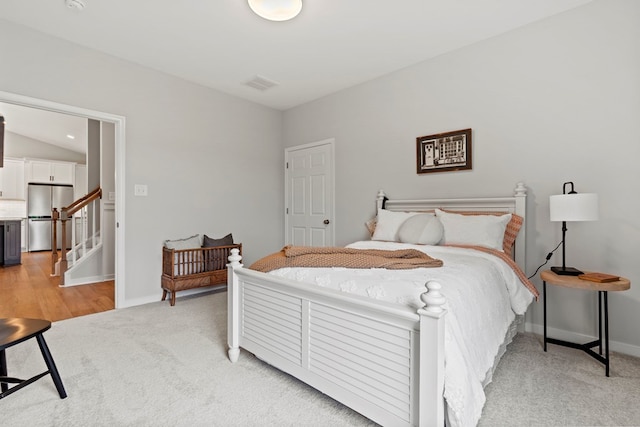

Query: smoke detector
left=66, top=0, right=86, bottom=10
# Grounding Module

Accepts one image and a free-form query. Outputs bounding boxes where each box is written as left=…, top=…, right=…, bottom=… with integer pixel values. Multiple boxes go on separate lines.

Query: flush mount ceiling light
left=248, top=0, right=302, bottom=22
left=65, top=0, right=86, bottom=10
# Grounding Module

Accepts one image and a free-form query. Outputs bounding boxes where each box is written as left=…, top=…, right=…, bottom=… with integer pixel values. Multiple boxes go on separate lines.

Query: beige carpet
left=480, top=331, right=640, bottom=426
left=3, top=291, right=640, bottom=426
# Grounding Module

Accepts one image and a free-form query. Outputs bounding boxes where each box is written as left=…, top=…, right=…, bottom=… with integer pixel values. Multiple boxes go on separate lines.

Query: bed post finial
left=228, top=248, right=242, bottom=267
left=421, top=281, right=446, bottom=313
left=376, top=189, right=387, bottom=212
left=514, top=182, right=526, bottom=197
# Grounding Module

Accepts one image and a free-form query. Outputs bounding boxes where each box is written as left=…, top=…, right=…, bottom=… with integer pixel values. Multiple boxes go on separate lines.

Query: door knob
left=323, top=219, right=330, bottom=225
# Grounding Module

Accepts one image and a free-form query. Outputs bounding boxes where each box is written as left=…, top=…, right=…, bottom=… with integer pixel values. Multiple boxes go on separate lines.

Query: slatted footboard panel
left=236, top=280, right=418, bottom=426
left=242, top=284, right=303, bottom=365
left=309, top=303, right=413, bottom=423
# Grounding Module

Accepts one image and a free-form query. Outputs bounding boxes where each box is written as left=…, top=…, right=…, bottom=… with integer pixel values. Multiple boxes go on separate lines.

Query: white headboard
left=376, top=182, right=527, bottom=270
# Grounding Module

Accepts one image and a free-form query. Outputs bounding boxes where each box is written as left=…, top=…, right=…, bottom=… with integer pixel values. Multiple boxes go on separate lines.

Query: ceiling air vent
left=244, top=75, right=279, bottom=91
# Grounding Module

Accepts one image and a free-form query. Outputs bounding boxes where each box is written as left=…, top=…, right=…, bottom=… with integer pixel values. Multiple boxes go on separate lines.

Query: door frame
left=284, top=138, right=335, bottom=246
left=0, top=90, right=126, bottom=308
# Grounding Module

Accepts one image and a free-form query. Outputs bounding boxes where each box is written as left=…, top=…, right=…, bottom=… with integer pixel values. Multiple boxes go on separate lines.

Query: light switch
left=134, top=184, right=148, bottom=197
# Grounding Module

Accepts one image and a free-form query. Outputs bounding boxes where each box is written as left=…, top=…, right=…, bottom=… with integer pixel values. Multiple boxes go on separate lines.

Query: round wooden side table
left=541, top=270, right=631, bottom=377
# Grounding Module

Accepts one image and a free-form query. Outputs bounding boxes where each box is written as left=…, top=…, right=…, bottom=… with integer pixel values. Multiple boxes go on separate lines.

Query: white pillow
left=371, top=210, right=419, bottom=242
left=163, top=234, right=202, bottom=249
left=398, top=214, right=443, bottom=245
left=435, top=209, right=511, bottom=250
left=164, top=234, right=203, bottom=275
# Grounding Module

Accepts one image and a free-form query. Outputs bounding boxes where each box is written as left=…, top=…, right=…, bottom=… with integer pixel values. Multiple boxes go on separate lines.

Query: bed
left=226, top=182, right=535, bottom=426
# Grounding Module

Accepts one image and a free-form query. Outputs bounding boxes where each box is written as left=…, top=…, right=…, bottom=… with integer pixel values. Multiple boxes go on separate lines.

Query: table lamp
left=549, top=182, right=598, bottom=275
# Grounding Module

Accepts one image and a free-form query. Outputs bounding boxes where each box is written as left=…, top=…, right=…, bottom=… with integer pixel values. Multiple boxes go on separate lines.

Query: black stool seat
left=0, top=318, right=67, bottom=399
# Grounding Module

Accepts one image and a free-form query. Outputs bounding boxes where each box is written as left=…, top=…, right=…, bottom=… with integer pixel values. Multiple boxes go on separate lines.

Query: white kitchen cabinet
left=0, top=158, right=26, bottom=200
left=27, top=160, right=75, bottom=185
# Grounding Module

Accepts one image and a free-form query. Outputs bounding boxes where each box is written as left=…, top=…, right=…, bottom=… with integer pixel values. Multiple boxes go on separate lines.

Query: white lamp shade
left=549, top=193, right=599, bottom=222
left=248, top=0, right=302, bottom=21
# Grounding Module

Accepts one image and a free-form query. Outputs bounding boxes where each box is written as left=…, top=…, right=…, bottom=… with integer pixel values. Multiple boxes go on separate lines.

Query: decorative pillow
left=202, top=233, right=234, bottom=271
left=435, top=209, right=511, bottom=251
left=164, top=234, right=201, bottom=249
left=440, top=210, right=524, bottom=256
left=502, top=214, right=523, bottom=257
left=202, top=233, right=234, bottom=247
left=397, top=214, right=443, bottom=245
left=371, top=209, right=419, bottom=242
left=163, top=234, right=203, bottom=275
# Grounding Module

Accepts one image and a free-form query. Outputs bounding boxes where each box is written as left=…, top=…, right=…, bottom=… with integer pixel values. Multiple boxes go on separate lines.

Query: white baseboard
left=118, top=285, right=226, bottom=309
left=62, top=274, right=115, bottom=287
left=525, top=321, right=640, bottom=358
left=118, top=294, right=162, bottom=309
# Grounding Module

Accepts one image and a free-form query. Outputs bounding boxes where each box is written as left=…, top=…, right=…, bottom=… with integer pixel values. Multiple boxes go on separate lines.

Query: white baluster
left=81, top=207, right=87, bottom=257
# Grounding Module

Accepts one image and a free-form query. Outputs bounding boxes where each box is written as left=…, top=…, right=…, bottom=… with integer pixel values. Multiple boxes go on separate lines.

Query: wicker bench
left=161, top=243, right=242, bottom=306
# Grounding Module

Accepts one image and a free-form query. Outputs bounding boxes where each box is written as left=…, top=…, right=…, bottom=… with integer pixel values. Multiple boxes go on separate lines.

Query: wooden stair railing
left=51, top=187, right=102, bottom=283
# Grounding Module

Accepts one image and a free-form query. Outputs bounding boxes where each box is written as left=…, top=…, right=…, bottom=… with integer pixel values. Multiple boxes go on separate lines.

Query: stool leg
left=0, top=349, right=7, bottom=393
left=36, top=334, right=67, bottom=399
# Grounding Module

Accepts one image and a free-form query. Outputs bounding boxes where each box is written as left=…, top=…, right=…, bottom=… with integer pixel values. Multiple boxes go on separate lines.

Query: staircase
left=51, top=187, right=104, bottom=286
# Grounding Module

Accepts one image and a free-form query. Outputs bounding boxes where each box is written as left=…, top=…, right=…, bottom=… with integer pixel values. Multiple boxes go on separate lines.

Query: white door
left=285, top=139, right=335, bottom=247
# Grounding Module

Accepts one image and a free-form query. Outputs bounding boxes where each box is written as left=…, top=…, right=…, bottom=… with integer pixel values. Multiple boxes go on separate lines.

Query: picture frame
left=416, top=128, right=472, bottom=174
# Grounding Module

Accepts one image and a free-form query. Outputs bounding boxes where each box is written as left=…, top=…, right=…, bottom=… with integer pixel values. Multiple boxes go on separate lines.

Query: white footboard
left=227, top=249, right=447, bottom=427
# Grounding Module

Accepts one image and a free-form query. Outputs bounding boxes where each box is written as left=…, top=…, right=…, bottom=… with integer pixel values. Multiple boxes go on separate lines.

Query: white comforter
left=266, top=240, right=534, bottom=427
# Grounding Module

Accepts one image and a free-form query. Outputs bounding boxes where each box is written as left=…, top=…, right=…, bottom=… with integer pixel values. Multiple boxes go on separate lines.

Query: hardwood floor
left=0, top=252, right=115, bottom=322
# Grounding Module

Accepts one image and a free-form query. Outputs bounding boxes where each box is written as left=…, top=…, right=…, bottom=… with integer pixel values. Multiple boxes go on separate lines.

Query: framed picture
left=416, top=128, right=472, bottom=174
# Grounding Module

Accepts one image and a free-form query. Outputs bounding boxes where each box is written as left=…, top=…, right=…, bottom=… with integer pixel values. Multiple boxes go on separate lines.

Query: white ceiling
left=1, top=0, right=592, bottom=153
left=1, top=0, right=593, bottom=112
left=0, top=102, right=88, bottom=154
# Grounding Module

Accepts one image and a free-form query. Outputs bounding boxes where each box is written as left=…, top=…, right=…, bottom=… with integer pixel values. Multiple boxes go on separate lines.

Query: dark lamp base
left=551, top=266, right=584, bottom=276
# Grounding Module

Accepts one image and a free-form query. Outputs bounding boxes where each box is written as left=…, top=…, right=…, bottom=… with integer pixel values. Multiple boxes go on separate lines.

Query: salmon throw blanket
left=250, top=245, right=443, bottom=272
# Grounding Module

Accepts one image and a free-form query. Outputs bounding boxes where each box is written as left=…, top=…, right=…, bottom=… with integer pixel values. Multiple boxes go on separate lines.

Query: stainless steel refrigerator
left=27, top=183, right=74, bottom=251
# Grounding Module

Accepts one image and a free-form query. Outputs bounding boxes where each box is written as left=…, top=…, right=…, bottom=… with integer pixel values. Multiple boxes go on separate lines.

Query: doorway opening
left=0, top=90, right=126, bottom=317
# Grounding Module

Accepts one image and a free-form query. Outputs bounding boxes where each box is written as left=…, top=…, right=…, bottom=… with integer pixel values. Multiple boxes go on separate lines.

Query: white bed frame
left=227, top=183, right=527, bottom=426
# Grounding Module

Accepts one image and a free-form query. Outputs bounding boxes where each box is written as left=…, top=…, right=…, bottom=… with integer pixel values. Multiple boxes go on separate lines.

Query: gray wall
left=87, top=119, right=101, bottom=192
left=87, top=118, right=101, bottom=230
left=283, top=0, right=640, bottom=354
left=4, top=131, right=86, bottom=163
left=101, top=122, right=116, bottom=196
left=0, top=19, right=283, bottom=303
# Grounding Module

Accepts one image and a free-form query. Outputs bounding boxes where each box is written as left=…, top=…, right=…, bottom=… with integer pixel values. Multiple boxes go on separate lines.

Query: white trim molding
left=0, top=90, right=126, bottom=309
